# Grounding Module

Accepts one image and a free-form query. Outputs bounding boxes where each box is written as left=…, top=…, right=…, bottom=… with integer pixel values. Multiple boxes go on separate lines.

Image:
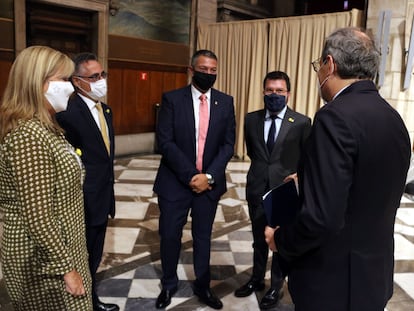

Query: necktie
left=96, top=103, right=110, bottom=154
left=196, top=94, right=209, bottom=172
left=267, top=114, right=278, bottom=153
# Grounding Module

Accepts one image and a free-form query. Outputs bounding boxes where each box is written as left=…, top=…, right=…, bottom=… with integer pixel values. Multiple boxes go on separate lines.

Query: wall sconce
left=109, top=0, right=120, bottom=16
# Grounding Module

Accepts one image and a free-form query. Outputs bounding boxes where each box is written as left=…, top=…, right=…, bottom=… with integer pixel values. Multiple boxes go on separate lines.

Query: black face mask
left=264, top=93, right=286, bottom=113
left=192, top=71, right=217, bottom=92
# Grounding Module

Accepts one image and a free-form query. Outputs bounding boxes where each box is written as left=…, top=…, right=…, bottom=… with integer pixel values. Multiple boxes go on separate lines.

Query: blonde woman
left=0, top=46, right=92, bottom=310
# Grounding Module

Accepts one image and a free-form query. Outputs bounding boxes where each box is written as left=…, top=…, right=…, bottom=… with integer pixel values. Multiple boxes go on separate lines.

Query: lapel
left=101, top=103, right=114, bottom=157
left=205, top=88, right=221, bottom=149
left=183, top=86, right=197, bottom=152
left=271, top=107, right=295, bottom=155
left=101, top=103, right=114, bottom=140
left=256, top=110, right=268, bottom=155
left=76, top=95, right=110, bottom=157
left=208, top=89, right=218, bottom=132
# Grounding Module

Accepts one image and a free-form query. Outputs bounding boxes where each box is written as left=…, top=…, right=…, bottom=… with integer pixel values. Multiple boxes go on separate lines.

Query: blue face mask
left=264, top=93, right=286, bottom=113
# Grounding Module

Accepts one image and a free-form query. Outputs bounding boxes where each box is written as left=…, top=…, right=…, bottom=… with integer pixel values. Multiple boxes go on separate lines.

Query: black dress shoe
left=155, top=287, right=177, bottom=309
left=234, top=279, right=265, bottom=297
left=94, top=301, right=120, bottom=311
left=259, top=287, right=283, bottom=309
left=193, top=287, right=223, bottom=310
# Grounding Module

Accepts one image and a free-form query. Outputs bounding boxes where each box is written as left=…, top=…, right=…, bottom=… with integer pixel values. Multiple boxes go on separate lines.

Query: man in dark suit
left=265, top=27, right=411, bottom=311
left=56, top=53, right=119, bottom=311
left=153, top=49, right=235, bottom=310
left=234, top=71, right=311, bottom=309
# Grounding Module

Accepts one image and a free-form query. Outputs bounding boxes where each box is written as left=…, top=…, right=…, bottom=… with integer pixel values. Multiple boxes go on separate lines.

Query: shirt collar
left=332, top=80, right=363, bottom=102
left=191, top=85, right=211, bottom=101
left=78, top=93, right=99, bottom=111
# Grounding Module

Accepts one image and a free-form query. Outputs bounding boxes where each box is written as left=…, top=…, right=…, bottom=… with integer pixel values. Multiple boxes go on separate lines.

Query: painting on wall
left=109, top=0, right=191, bottom=45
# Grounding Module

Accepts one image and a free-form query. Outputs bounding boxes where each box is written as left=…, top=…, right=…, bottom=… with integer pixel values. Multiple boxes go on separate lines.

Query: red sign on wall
left=140, top=72, right=148, bottom=80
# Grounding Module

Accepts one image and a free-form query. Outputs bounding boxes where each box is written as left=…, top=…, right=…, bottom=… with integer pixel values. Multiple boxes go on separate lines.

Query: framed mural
left=109, top=0, right=191, bottom=44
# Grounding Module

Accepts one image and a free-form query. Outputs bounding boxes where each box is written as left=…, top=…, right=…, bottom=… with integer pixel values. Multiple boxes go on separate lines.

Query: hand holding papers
left=262, top=179, right=300, bottom=228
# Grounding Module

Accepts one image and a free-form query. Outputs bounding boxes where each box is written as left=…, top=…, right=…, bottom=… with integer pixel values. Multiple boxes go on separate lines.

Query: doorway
left=14, top=0, right=108, bottom=65
left=26, top=1, right=94, bottom=58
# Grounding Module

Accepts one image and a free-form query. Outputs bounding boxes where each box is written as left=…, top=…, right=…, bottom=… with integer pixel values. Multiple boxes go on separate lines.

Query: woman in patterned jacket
left=0, top=46, right=92, bottom=310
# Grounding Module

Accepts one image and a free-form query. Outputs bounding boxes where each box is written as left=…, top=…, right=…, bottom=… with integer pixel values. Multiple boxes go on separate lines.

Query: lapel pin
left=288, top=117, right=295, bottom=122
left=214, top=101, right=218, bottom=105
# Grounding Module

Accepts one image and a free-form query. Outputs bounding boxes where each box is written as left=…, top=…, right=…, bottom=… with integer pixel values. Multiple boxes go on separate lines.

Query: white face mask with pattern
left=45, top=81, right=74, bottom=112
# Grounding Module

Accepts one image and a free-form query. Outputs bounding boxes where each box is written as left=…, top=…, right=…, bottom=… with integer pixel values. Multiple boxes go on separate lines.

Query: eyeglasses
left=264, top=88, right=288, bottom=95
left=74, top=71, right=107, bottom=82
left=311, top=58, right=327, bottom=72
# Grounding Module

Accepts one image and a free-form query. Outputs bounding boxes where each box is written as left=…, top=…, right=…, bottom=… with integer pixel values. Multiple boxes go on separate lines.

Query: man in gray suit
left=234, top=71, right=311, bottom=309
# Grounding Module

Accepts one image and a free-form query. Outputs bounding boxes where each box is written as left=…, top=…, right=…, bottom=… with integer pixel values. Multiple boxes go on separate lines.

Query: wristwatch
left=205, top=173, right=215, bottom=185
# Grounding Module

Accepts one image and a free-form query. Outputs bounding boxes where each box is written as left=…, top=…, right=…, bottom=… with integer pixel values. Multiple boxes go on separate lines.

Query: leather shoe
left=259, top=287, right=283, bottom=309
left=193, top=287, right=223, bottom=310
left=94, top=301, right=119, bottom=311
left=155, top=287, right=177, bottom=309
left=234, top=279, right=265, bottom=297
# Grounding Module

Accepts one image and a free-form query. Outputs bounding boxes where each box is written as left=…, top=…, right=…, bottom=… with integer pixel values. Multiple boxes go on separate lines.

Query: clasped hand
left=189, top=173, right=212, bottom=193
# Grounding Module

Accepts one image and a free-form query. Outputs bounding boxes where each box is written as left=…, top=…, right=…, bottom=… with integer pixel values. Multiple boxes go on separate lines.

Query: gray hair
left=321, top=27, right=380, bottom=80
left=191, top=49, right=217, bottom=67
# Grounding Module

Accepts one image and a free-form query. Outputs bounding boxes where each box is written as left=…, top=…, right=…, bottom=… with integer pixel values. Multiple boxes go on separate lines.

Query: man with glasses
left=234, top=71, right=311, bottom=309
left=56, top=53, right=119, bottom=311
left=265, top=27, right=411, bottom=310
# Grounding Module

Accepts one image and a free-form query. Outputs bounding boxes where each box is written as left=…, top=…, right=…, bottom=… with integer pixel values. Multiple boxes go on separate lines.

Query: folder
left=262, top=179, right=300, bottom=228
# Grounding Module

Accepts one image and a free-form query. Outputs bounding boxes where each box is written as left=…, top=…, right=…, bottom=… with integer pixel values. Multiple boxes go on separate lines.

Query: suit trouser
left=86, top=222, right=108, bottom=306
left=158, top=194, right=218, bottom=290
left=248, top=202, right=286, bottom=289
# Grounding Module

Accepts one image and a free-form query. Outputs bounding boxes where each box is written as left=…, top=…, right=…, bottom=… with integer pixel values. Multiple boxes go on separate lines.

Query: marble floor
left=1, top=154, right=414, bottom=310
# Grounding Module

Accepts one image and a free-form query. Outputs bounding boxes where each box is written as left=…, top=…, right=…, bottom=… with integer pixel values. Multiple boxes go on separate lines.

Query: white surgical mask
left=317, top=75, right=330, bottom=104
left=79, top=78, right=107, bottom=101
left=45, top=81, right=74, bottom=112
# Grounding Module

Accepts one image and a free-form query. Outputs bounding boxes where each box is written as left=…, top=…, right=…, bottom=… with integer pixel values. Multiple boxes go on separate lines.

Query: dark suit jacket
left=56, top=94, right=115, bottom=226
left=275, top=80, right=411, bottom=310
left=153, top=85, right=235, bottom=202
left=244, top=107, right=311, bottom=206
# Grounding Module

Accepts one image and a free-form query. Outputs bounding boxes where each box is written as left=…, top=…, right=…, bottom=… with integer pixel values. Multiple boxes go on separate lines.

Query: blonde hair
left=0, top=45, right=74, bottom=142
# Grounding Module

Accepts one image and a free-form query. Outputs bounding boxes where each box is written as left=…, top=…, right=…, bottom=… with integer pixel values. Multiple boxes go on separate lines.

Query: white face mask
left=317, top=75, right=330, bottom=104
left=80, top=78, right=107, bottom=101
left=45, top=81, right=74, bottom=112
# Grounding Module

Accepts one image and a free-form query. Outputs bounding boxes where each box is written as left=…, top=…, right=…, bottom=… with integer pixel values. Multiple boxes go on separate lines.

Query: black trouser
left=158, top=194, right=219, bottom=291
left=248, top=202, right=286, bottom=289
left=86, top=222, right=107, bottom=306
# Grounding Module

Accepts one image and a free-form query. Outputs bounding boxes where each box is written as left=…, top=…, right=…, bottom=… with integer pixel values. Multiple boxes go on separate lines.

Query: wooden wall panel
left=135, top=71, right=151, bottom=132
left=107, top=67, right=123, bottom=132
left=109, top=35, right=189, bottom=67
left=122, top=69, right=140, bottom=133
left=0, top=53, right=13, bottom=100
left=0, top=19, right=14, bottom=51
left=162, top=72, right=179, bottom=94
left=108, top=61, right=188, bottom=135
left=175, top=73, right=189, bottom=89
